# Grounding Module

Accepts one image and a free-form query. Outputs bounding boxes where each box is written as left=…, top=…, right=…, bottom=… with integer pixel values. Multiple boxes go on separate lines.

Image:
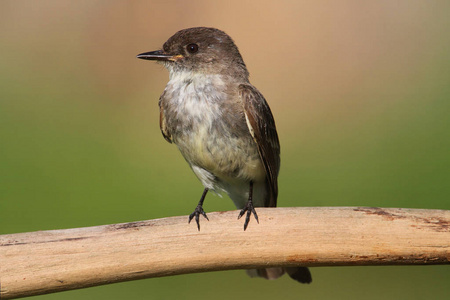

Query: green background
left=1, top=1, right=449, bottom=299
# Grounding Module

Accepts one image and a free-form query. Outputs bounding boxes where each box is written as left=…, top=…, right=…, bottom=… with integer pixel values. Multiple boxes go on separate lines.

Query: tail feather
left=247, top=267, right=312, bottom=284
left=246, top=267, right=285, bottom=280
left=286, top=267, right=312, bottom=284
left=235, top=181, right=312, bottom=284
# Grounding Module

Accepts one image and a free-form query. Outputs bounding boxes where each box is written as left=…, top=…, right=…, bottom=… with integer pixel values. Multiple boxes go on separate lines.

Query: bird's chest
left=163, top=75, right=230, bottom=143
left=160, top=74, right=261, bottom=178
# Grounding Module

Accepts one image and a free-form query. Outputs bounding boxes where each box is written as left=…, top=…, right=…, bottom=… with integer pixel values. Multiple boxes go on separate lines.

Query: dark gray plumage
left=137, top=27, right=311, bottom=283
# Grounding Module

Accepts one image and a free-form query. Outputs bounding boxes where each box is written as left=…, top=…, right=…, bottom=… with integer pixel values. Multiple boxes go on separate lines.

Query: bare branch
left=1, top=207, right=449, bottom=299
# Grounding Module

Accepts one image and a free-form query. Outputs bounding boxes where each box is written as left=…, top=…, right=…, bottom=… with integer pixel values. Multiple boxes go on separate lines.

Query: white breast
left=162, top=71, right=266, bottom=207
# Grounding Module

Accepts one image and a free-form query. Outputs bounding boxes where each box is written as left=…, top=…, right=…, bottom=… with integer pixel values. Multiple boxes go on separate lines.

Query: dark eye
left=186, top=43, right=199, bottom=54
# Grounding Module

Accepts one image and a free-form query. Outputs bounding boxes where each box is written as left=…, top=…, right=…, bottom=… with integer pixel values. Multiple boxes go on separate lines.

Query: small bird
left=137, top=27, right=311, bottom=283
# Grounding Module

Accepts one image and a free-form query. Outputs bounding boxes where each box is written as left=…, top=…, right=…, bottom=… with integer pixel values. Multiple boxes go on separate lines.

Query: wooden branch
left=1, top=207, right=449, bottom=299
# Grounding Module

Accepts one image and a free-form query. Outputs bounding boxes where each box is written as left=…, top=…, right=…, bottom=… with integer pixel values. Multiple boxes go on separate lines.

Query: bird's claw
left=238, top=200, right=259, bottom=231
left=188, top=205, right=209, bottom=231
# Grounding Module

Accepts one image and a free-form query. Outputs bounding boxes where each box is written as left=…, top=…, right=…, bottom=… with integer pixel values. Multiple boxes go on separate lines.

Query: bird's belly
left=162, top=74, right=268, bottom=204
left=175, top=123, right=265, bottom=183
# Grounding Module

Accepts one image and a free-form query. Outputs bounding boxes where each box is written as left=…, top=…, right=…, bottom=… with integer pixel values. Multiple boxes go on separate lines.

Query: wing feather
left=159, top=96, right=172, bottom=143
left=239, top=84, right=280, bottom=207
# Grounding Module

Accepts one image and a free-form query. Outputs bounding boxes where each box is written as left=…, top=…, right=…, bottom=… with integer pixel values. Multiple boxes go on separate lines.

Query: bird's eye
left=186, top=43, right=199, bottom=54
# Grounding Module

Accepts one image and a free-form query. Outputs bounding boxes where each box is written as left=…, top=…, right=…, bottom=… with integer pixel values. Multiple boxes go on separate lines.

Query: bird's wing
left=159, top=95, right=172, bottom=143
left=239, top=84, right=280, bottom=207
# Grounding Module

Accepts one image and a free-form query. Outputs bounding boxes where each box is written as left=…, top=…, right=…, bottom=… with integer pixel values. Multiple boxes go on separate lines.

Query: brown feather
left=159, top=95, right=172, bottom=143
left=239, top=84, right=280, bottom=207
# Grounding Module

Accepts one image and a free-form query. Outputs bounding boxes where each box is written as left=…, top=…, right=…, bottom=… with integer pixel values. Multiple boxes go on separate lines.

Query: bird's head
left=137, top=27, right=249, bottom=79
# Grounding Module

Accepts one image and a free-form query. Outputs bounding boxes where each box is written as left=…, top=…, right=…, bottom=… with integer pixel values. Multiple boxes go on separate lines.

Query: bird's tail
left=236, top=181, right=312, bottom=284
left=246, top=267, right=312, bottom=284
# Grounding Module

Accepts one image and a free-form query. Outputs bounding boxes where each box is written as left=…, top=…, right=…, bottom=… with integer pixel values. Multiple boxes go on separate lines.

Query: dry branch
left=1, top=207, right=449, bottom=299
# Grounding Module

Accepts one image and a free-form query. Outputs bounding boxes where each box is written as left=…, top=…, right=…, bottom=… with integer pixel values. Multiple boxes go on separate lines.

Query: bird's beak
left=136, top=50, right=181, bottom=61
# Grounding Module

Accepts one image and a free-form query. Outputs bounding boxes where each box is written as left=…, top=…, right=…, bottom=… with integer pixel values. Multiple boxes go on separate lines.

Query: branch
left=1, top=207, right=449, bottom=299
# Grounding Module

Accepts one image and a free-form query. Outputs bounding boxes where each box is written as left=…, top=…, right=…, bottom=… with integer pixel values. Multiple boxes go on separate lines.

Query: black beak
left=136, top=50, right=173, bottom=61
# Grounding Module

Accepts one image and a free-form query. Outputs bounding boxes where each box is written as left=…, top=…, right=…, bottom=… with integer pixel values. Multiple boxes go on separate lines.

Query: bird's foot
left=188, top=205, right=209, bottom=231
left=238, top=199, right=259, bottom=231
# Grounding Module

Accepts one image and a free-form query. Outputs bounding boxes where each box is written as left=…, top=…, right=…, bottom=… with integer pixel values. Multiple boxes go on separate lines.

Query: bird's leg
left=188, top=188, right=209, bottom=231
left=238, top=181, right=259, bottom=230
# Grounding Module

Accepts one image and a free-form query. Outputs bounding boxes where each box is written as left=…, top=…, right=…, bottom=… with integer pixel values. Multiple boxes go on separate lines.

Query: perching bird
left=137, top=27, right=311, bottom=283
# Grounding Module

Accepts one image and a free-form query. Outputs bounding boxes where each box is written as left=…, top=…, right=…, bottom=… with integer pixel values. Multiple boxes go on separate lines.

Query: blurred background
left=1, top=0, right=449, bottom=299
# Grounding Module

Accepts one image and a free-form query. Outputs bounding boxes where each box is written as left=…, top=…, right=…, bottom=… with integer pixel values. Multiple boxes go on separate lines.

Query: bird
left=137, top=27, right=311, bottom=283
